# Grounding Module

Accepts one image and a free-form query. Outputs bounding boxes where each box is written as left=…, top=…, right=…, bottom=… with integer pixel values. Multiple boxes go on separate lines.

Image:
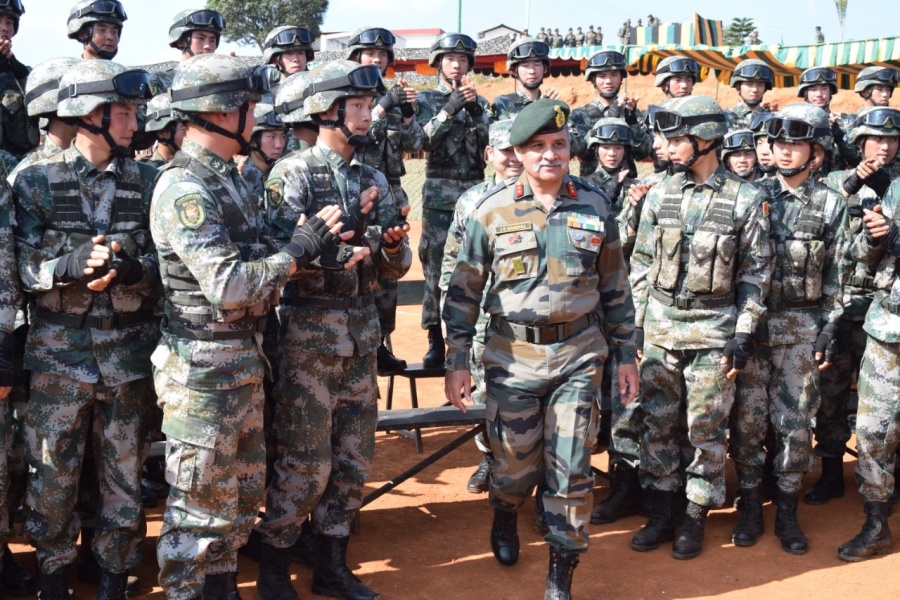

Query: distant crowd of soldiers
left=527, top=15, right=664, bottom=49
left=0, top=1, right=899, bottom=600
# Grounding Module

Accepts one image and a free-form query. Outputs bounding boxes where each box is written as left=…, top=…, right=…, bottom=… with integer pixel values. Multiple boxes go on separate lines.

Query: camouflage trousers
left=419, top=207, right=455, bottom=329
left=257, top=348, right=378, bottom=546
left=731, top=341, right=820, bottom=494
left=639, top=344, right=734, bottom=508
left=472, top=313, right=490, bottom=453
left=483, top=323, right=604, bottom=553
left=2, top=324, right=29, bottom=546
left=603, top=353, right=643, bottom=469
left=376, top=184, right=410, bottom=337
left=814, top=315, right=867, bottom=458
left=854, top=337, right=900, bottom=502
left=155, top=372, right=265, bottom=600
left=24, top=372, right=148, bottom=574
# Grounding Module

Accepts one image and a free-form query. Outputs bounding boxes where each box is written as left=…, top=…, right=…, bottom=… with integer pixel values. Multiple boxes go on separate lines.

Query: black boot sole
left=803, top=488, right=845, bottom=505
left=671, top=546, right=702, bottom=560
left=590, top=505, right=639, bottom=525
left=630, top=532, right=674, bottom=552
left=837, top=543, right=893, bottom=562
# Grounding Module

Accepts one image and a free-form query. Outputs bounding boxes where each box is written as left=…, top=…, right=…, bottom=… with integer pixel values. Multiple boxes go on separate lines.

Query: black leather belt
left=166, top=316, right=267, bottom=341
left=765, top=298, right=819, bottom=312
left=490, top=313, right=593, bottom=344
left=649, top=288, right=735, bottom=310
left=281, top=295, right=374, bottom=310
left=35, top=307, right=154, bottom=331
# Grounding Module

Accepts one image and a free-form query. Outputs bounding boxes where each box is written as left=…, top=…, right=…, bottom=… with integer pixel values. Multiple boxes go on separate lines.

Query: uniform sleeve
left=473, top=96, right=491, bottom=149
left=733, top=187, right=772, bottom=336
left=439, top=187, right=478, bottom=296
left=443, top=212, right=491, bottom=371
left=820, top=193, right=847, bottom=327
left=851, top=180, right=898, bottom=264
left=370, top=173, right=412, bottom=280
left=596, top=211, right=637, bottom=364
left=417, top=90, right=454, bottom=150
left=13, top=170, right=63, bottom=292
left=152, top=182, right=291, bottom=310
left=0, top=183, right=21, bottom=332
left=627, top=185, right=663, bottom=328
left=399, top=110, right=426, bottom=152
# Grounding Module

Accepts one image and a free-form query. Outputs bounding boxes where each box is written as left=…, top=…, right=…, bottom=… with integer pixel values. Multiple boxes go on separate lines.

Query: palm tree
left=834, top=0, right=848, bottom=42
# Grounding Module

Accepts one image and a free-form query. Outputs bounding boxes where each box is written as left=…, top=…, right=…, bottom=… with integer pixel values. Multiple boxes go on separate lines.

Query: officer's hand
left=617, top=362, right=640, bottom=405
left=444, top=368, right=472, bottom=412
left=815, top=322, right=838, bottom=371
left=721, top=332, right=754, bottom=380
left=382, top=205, right=411, bottom=254
left=107, top=241, right=145, bottom=286
left=544, top=88, right=561, bottom=100
left=863, top=205, right=892, bottom=240
left=629, top=183, right=650, bottom=205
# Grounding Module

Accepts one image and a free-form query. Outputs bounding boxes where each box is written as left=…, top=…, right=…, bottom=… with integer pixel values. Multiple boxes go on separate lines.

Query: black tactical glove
left=723, top=332, right=755, bottom=371
left=443, top=89, right=468, bottom=116
left=465, top=100, right=484, bottom=117
left=317, top=244, right=360, bottom=270
left=382, top=212, right=408, bottom=250
left=605, top=102, right=625, bottom=119
left=842, top=171, right=864, bottom=196
left=283, top=215, right=336, bottom=269
left=0, top=331, right=15, bottom=387
left=109, top=247, right=145, bottom=286
left=815, top=322, right=839, bottom=365
left=55, top=240, right=100, bottom=283
left=861, top=168, right=892, bottom=198
left=378, top=85, right=407, bottom=113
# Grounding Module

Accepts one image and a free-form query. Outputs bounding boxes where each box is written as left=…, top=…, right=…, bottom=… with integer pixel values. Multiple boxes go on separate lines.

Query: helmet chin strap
left=187, top=101, right=253, bottom=155
left=182, top=33, right=195, bottom=58
left=743, top=97, right=762, bottom=107
left=76, top=104, right=132, bottom=158
left=250, top=140, right=279, bottom=167
left=601, top=162, right=623, bottom=176
left=777, top=158, right=811, bottom=178
left=652, top=156, right=672, bottom=173
left=83, top=25, right=119, bottom=60
left=312, top=98, right=371, bottom=147
left=671, top=136, right=721, bottom=173
left=731, top=167, right=756, bottom=179
left=439, top=65, right=463, bottom=88
left=757, top=162, right=777, bottom=174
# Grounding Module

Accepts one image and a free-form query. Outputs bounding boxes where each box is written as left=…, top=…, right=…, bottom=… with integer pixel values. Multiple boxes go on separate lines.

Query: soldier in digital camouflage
left=438, top=119, right=522, bottom=495
left=253, top=60, right=411, bottom=600
left=798, top=66, right=861, bottom=171
left=152, top=8, right=226, bottom=94
left=810, top=108, right=900, bottom=507
left=731, top=103, right=845, bottom=555
left=655, top=55, right=699, bottom=100
left=66, top=0, right=126, bottom=61
left=274, top=71, right=319, bottom=155
left=490, top=37, right=560, bottom=122
left=416, top=32, right=490, bottom=367
left=149, top=53, right=354, bottom=600
left=854, top=66, right=899, bottom=111
left=721, top=129, right=762, bottom=183
left=0, top=0, right=37, bottom=161
left=836, top=165, right=900, bottom=562
left=12, top=58, right=161, bottom=599
left=142, top=93, right=185, bottom=169
left=241, top=103, right=287, bottom=211
left=261, top=24, right=315, bottom=111
left=568, top=50, right=649, bottom=177
left=726, top=59, right=775, bottom=130
left=348, top=26, right=425, bottom=372
left=443, top=99, right=639, bottom=600
left=628, top=95, right=771, bottom=560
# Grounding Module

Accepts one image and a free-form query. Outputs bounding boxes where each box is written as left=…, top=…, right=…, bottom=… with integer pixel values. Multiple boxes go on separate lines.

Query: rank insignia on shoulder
left=175, top=194, right=206, bottom=230
left=566, top=181, right=577, bottom=197
left=515, top=182, right=525, bottom=198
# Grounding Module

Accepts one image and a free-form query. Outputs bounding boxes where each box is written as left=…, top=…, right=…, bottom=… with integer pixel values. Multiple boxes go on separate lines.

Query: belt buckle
left=674, top=296, right=690, bottom=310
left=526, top=327, right=540, bottom=344
left=95, top=316, right=114, bottom=330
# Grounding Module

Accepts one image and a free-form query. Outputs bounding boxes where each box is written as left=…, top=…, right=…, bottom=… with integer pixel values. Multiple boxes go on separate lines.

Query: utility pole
left=457, top=0, right=462, bottom=32
left=525, top=0, right=530, bottom=32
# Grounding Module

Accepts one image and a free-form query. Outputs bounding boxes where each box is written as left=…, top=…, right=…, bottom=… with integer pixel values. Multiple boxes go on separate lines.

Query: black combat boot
left=544, top=546, right=579, bottom=600
left=631, top=489, right=676, bottom=552
left=774, top=490, right=808, bottom=555
left=591, top=463, right=640, bottom=524
left=38, top=566, right=72, bottom=600
left=97, top=569, right=129, bottom=600
left=837, top=501, right=893, bottom=562
left=311, top=535, right=378, bottom=600
left=490, top=507, right=519, bottom=566
left=376, top=339, right=407, bottom=373
left=256, top=542, right=299, bottom=600
left=672, top=501, right=708, bottom=560
left=289, top=517, right=317, bottom=568
left=422, top=326, right=445, bottom=368
left=803, top=455, right=845, bottom=504
left=731, top=486, right=764, bottom=547
left=76, top=527, right=100, bottom=583
left=1, top=546, right=36, bottom=596
left=202, top=572, right=241, bottom=600
left=466, top=452, right=493, bottom=493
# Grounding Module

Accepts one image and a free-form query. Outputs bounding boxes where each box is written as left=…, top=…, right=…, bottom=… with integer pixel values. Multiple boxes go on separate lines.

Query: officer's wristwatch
left=437, top=110, right=450, bottom=123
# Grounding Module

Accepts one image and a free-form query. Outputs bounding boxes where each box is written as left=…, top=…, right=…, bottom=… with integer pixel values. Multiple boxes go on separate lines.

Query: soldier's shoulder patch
left=174, top=194, right=206, bottom=229
left=266, top=179, right=284, bottom=208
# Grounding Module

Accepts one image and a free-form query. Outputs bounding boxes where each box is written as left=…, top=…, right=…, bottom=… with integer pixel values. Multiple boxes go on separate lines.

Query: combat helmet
left=264, top=25, right=315, bottom=65
left=848, top=106, right=900, bottom=144
left=730, top=59, right=774, bottom=91
left=488, top=119, right=514, bottom=150
left=506, top=37, right=550, bottom=74
left=0, top=0, right=24, bottom=35
left=653, top=95, right=727, bottom=171
left=273, top=71, right=314, bottom=125
left=428, top=32, right=477, bottom=71
left=766, top=103, right=832, bottom=175
left=25, top=57, right=80, bottom=118
left=168, top=9, right=225, bottom=51
left=588, top=117, right=633, bottom=148
left=170, top=54, right=277, bottom=153
left=57, top=59, right=152, bottom=157
left=345, top=26, right=395, bottom=64
left=252, top=103, right=283, bottom=135
left=721, top=129, right=755, bottom=160
left=584, top=50, right=627, bottom=85
left=67, top=0, right=127, bottom=59
left=797, top=66, right=837, bottom=97
left=654, top=56, right=700, bottom=88
left=854, top=66, right=899, bottom=97
left=303, top=60, right=385, bottom=146
left=144, top=93, right=176, bottom=133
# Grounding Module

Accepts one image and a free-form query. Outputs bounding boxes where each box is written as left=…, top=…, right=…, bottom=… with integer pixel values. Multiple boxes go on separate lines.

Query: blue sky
left=15, top=0, right=900, bottom=67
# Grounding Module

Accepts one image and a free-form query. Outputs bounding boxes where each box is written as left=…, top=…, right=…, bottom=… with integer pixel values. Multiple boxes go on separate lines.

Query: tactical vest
left=36, top=158, right=154, bottom=321
left=769, top=185, right=831, bottom=309
left=874, top=209, right=900, bottom=315
left=161, top=152, right=275, bottom=339
left=647, top=173, right=741, bottom=304
left=364, top=108, right=406, bottom=184
left=844, top=193, right=879, bottom=291
left=425, top=92, right=486, bottom=181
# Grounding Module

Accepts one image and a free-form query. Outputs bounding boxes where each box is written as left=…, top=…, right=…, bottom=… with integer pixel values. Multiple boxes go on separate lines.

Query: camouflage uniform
left=416, top=80, right=490, bottom=331
left=491, top=89, right=545, bottom=122
left=726, top=60, right=775, bottom=131
left=444, top=170, right=637, bottom=553
left=143, top=149, right=169, bottom=169
left=14, top=141, right=161, bottom=575
left=731, top=175, right=846, bottom=494
left=630, top=164, right=770, bottom=507
left=256, top=133, right=411, bottom=546
left=241, top=156, right=267, bottom=211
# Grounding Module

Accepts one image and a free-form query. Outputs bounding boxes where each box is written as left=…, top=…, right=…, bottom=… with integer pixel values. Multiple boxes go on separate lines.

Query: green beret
left=489, top=119, right=514, bottom=149
left=509, top=99, right=570, bottom=146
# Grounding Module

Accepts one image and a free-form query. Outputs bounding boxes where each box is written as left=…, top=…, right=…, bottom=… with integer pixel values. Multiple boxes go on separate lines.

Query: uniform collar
left=65, top=145, right=120, bottom=179
left=679, top=164, right=729, bottom=193
left=776, top=174, right=816, bottom=205
left=314, top=140, right=363, bottom=170
left=181, top=139, right=235, bottom=182
left=513, top=173, right=578, bottom=200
